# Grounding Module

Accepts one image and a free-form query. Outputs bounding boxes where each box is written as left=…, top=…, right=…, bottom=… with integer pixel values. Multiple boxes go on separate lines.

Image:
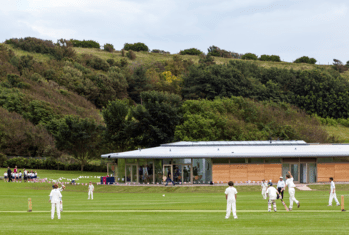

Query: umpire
left=7, top=167, right=12, bottom=182
left=277, top=176, right=285, bottom=199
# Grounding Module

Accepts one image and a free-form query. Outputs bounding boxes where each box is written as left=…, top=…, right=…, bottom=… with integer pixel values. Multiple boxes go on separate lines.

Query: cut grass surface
left=0, top=180, right=349, bottom=234
left=1, top=176, right=349, bottom=234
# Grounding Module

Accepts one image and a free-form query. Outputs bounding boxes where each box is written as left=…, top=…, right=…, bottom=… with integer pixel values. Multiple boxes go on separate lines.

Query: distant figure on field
left=277, top=176, right=285, bottom=199
left=23, top=168, right=28, bottom=182
left=328, top=177, right=340, bottom=206
left=261, top=179, right=267, bottom=199
left=88, top=182, right=94, bottom=200
left=14, top=166, right=17, bottom=173
left=49, top=184, right=62, bottom=219
left=266, top=182, right=280, bottom=212
left=285, top=171, right=300, bottom=211
left=7, top=167, right=12, bottom=182
left=225, top=181, right=238, bottom=219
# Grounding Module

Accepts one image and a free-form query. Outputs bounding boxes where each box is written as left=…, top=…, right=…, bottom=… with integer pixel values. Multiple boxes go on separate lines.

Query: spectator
left=7, top=167, right=12, bottom=182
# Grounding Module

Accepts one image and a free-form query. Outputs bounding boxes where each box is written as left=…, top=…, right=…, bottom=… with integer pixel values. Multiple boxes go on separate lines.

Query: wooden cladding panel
left=230, top=165, right=248, bottom=182
left=317, top=163, right=335, bottom=182
left=213, top=164, right=282, bottom=183
left=335, top=164, right=349, bottom=182
left=264, top=164, right=282, bottom=182
left=212, top=165, right=230, bottom=183
left=247, top=165, right=265, bottom=181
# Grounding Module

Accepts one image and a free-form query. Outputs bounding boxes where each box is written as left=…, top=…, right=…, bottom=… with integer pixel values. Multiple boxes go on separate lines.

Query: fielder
left=266, top=182, right=280, bottom=212
left=225, top=181, right=238, bottom=219
left=261, top=179, right=268, bottom=199
left=328, top=177, right=340, bottom=206
left=88, top=182, right=94, bottom=200
left=49, top=184, right=62, bottom=219
left=285, top=171, right=300, bottom=211
left=58, top=185, right=66, bottom=212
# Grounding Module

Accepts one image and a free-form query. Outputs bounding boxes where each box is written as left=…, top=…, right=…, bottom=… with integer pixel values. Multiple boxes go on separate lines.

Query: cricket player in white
left=49, top=184, right=62, bottom=219
left=328, top=177, right=340, bottom=206
left=266, top=182, right=280, bottom=212
left=225, top=181, right=238, bottom=219
left=58, top=185, right=66, bottom=212
left=285, top=171, right=300, bottom=211
left=261, top=179, right=268, bottom=199
left=88, top=182, right=94, bottom=200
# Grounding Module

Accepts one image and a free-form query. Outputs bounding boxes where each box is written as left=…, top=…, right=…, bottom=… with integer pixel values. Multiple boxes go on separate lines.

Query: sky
left=0, top=0, right=348, bottom=64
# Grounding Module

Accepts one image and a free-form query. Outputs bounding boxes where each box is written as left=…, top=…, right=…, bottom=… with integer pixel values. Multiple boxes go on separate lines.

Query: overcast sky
left=1, top=0, right=348, bottom=64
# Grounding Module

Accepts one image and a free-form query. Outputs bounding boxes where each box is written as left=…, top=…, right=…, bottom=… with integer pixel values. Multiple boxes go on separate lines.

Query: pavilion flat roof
left=101, top=141, right=349, bottom=159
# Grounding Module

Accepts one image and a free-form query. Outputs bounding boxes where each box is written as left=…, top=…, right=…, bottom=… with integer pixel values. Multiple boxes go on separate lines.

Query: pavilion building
left=101, top=140, right=349, bottom=184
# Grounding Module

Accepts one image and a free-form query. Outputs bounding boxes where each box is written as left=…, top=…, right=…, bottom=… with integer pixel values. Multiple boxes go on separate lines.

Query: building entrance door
left=163, top=164, right=172, bottom=182
left=125, top=164, right=138, bottom=183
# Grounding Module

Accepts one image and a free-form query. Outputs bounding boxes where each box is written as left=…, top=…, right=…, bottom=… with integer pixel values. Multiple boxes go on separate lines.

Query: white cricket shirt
left=277, top=180, right=285, bottom=188
left=286, top=177, right=295, bottom=188
left=225, top=186, right=238, bottom=201
left=267, top=186, right=278, bottom=200
left=330, top=181, right=336, bottom=192
left=88, top=184, right=94, bottom=191
left=261, top=182, right=267, bottom=190
left=49, top=189, right=62, bottom=203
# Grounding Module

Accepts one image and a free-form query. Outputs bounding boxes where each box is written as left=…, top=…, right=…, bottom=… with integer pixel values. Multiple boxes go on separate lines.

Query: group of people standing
left=4, top=166, right=37, bottom=182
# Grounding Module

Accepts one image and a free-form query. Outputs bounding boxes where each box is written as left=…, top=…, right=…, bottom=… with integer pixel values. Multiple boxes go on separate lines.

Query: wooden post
left=341, top=195, right=346, bottom=212
left=28, top=198, right=32, bottom=212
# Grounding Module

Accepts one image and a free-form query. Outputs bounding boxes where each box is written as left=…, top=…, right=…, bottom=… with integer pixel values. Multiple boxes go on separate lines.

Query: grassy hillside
left=1, top=38, right=349, bottom=159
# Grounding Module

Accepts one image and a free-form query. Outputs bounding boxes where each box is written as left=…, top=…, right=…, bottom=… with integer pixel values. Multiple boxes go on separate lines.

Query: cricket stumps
left=341, top=195, right=346, bottom=212
left=28, top=198, right=32, bottom=212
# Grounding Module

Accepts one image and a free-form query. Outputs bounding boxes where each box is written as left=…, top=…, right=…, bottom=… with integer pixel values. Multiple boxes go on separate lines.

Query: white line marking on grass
left=0, top=210, right=345, bottom=213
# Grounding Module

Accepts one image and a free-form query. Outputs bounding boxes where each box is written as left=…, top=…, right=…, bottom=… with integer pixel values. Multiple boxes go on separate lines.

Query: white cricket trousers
left=225, top=200, right=237, bottom=218
left=88, top=190, right=93, bottom=199
left=329, top=192, right=340, bottom=205
left=51, top=203, right=61, bottom=219
left=288, top=188, right=299, bottom=208
left=60, top=201, right=63, bottom=211
left=262, top=189, right=267, bottom=199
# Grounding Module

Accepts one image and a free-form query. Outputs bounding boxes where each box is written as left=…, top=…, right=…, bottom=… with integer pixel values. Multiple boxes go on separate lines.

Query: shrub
left=121, top=49, right=126, bottom=57
left=332, top=59, right=348, bottom=73
left=83, top=54, right=110, bottom=71
left=70, top=39, right=100, bottom=48
left=107, top=59, right=115, bottom=66
left=179, top=48, right=203, bottom=56
left=259, top=54, right=281, bottom=62
left=346, top=61, right=349, bottom=68
left=207, top=46, right=232, bottom=58
left=241, top=53, right=258, bottom=60
left=104, top=43, right=114, bottom=52
left=126, top=50, right=136, bottom=60
left=123, top=42, right=149, bottom=52
left=151, top=49, right=170, bottom=54
left=198, top=54, right=215, bottom=65
left=294, top=56, right=317, bottom=64
left=0, top=153, right=7, bottom=167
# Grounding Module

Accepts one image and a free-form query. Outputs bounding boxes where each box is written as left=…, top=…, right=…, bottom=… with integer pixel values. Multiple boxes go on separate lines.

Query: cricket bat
left=281, top=200, right=289, bottom=211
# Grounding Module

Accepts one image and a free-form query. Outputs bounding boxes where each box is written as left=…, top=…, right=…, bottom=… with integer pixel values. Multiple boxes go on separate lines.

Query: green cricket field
left=0, top=169, right=348, bottom=234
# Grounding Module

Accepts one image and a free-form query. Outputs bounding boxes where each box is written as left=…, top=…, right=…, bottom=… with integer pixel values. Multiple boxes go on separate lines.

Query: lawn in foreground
left=1, top=180, right=349, bottom=234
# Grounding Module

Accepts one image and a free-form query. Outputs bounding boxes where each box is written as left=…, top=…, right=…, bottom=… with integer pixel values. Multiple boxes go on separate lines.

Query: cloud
left=0, top=0, right=348, bottom=63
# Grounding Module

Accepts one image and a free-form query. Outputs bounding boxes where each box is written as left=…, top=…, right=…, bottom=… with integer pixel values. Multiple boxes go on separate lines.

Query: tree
left=52, top=116, right=103, bottom=171
left=129, top=91, right=182, bottom=147
left=102, top=99, right=133, bottom=151
left=104, top=43, right=114, bottom=52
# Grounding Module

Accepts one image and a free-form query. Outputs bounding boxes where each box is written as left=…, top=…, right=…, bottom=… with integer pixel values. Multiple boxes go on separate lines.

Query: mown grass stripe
left=0, top=210, right=345, bottom=213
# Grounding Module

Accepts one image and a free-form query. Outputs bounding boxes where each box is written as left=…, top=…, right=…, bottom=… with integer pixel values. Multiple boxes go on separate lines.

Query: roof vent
left=138, top=148, right=141, bottom=151
left=169, top=149, right=171, bottom=152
